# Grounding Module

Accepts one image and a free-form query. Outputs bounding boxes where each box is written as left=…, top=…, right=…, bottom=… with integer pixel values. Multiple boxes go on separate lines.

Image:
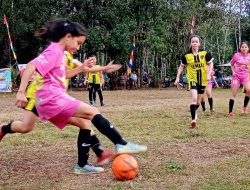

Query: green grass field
left=0, top=88, right=250, bottom=190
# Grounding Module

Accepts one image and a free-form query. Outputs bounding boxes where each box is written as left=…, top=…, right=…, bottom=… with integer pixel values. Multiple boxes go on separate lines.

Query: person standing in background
left=86, top=55, right=107, bottom=106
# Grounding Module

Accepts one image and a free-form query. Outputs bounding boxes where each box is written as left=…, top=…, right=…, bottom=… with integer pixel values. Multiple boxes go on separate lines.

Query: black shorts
left=188, top=81, right=206, bottom=94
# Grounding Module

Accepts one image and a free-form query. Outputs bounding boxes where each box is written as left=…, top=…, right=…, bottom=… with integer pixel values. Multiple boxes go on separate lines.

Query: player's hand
left=174, top=78, right=179, bottom=86
left=105, top=64, right=122, bottom=73
left=81, top=58, right=96, bottom=71
left=82, top=57, right=95, bottom=68
left=88, top=56, right=97, bottom=67
left=15, top=91, right=28, bottom=108
left=106, top=60, right=114, bottom=66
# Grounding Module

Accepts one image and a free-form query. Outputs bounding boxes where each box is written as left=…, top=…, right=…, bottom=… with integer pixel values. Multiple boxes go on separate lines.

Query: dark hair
left=34, top=18, right=88, bottom=42
left=87, top=53, right=97, bottom=58
left=240, top=41, right=249, bottom=48
left=189, top=35, right=202, bottom=43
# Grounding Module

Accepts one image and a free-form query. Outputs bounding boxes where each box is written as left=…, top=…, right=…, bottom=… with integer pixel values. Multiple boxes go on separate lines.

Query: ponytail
left=34, top=18, right=88, bottom=42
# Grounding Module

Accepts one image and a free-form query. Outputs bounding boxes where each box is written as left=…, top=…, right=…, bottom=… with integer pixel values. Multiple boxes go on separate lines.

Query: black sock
left=90, top=135, right=104, bottom=157
left=208, top=97, right=213, bottom=110
left=93, top=91, right=96, bottom=102
left=97, top=90, right=103, bottom=102
left=244, top=96, right=250, bottom=107
left=91, top=114, right=127, bottom=145
left=196, top=104, right=200, bottom=110
left=190, top=104, right=196, bottom=120
left=77, top=129, right=91, bottom=167
left=1, top=122, right=14, bottom=135
left=201, top=101, right=206, bottom=111
left=89, top=88, right=93, bottom=103
left=229, top=99, right=234, bottom=113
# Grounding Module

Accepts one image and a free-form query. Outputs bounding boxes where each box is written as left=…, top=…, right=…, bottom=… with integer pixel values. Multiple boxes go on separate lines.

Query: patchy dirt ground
left=0, top=88, right=250, bottom=190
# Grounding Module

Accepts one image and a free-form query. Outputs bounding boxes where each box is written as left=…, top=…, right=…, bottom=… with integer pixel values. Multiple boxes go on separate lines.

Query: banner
left=17, top=64, right=27, bottom=77
left=0, top=68, right=12, bottom=92
left=18, top=64, right=35, bottom=80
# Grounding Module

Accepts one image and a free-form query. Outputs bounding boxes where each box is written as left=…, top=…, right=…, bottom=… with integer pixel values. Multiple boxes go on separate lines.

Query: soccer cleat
left=191, top=120, right=197, bottom=128
left=96, top=150, right=115, bottom=166
left=100, top=102, right=105, bottom=107
left=0, top=124, right=6, bottom=142
left=241, top=107, right=248, bottom=114
left=115, top=142, right=147, bottom=154
left=72, top=164, right=104, bottom=174
left=227, top=112, right=234, bottom=118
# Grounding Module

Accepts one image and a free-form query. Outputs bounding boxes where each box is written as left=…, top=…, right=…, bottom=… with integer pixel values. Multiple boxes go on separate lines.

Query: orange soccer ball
left=112, top=154, right=138, bottom=180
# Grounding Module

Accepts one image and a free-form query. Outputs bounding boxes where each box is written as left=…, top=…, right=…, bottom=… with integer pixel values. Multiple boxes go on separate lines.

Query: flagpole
left=3, top=15, right=17, bottom=62
left=190, top=17, right=195, bottom=37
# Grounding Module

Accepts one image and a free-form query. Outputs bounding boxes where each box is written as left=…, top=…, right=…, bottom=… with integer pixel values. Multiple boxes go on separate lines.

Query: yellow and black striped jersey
left=87, top=65, right=102, bottom=84
left=181, top=49, right=213, bottom=86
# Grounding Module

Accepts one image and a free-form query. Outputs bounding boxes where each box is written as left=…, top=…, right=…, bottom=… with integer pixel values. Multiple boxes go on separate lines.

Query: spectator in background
left=131, top=71, right=138, bottom=88
left=143, top=70, right=148, bottom=85
left=86, top=55, right=105, bottom=106
left=215, top=68, right=222, bottom=87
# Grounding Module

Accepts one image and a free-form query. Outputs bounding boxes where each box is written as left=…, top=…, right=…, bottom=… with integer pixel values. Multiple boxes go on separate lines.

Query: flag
left=3, top=15, right=7, bottom=25
left=190, top=17, right=195, bottom=36
left=3, top=15, right=17, bottom=60
left=128, top=36, right=136, bottom=73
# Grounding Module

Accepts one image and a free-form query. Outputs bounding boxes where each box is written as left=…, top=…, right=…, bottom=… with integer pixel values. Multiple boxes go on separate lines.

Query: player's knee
left=232, top=93, right=237, bottom=98
left=21, top=127, right=33, bottom=133
left=21, top=123, right=35, bottom=133
left=245, top=88, right=250, bottom=95
left=91, top=106, right=100, bottom=115
left=191, top=98, right=197, bottom=104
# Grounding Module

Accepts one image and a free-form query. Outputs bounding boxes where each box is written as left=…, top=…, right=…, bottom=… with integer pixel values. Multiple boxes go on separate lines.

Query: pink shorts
left=206, top=80, right=212, bottom=89
left=231, top=75, right=249, bottom=88
left=48, top=99, right=81, bottom=129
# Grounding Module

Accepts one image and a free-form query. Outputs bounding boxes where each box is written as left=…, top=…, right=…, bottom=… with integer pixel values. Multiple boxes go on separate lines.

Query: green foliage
left=111, top=184, right=123, bottom=190
left=165, top=160, right=186, bottom=173
left=0, top=0, right=249, bottom=85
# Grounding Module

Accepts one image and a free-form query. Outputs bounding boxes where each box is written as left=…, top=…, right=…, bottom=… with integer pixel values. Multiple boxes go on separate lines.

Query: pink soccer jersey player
left=230, top=52, right=250, bottom=88
left=31, top=42, right=81, bottom=128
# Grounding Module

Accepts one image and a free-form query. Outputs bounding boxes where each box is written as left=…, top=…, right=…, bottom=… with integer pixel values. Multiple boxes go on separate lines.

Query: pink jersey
left=31, top=42, right=80, bottom=128
left=231, top=52, right=250, bottom=79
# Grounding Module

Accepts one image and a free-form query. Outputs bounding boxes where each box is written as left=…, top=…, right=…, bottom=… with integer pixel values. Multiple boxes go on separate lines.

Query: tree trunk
left=216, top=36, right=221, bottom=64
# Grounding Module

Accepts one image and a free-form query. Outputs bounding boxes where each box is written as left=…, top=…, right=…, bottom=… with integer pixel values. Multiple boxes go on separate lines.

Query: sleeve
left=205, top=52, right=214, bottom=63
left=180, top=55, right=187, bottom=65
left=230, top=54, right=237, bottom=66
left=30, top=49, right=59, bottom=77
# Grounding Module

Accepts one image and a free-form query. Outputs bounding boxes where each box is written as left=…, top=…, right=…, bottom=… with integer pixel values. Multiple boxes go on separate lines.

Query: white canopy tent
left=217, top=63, right=231, bottom=67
